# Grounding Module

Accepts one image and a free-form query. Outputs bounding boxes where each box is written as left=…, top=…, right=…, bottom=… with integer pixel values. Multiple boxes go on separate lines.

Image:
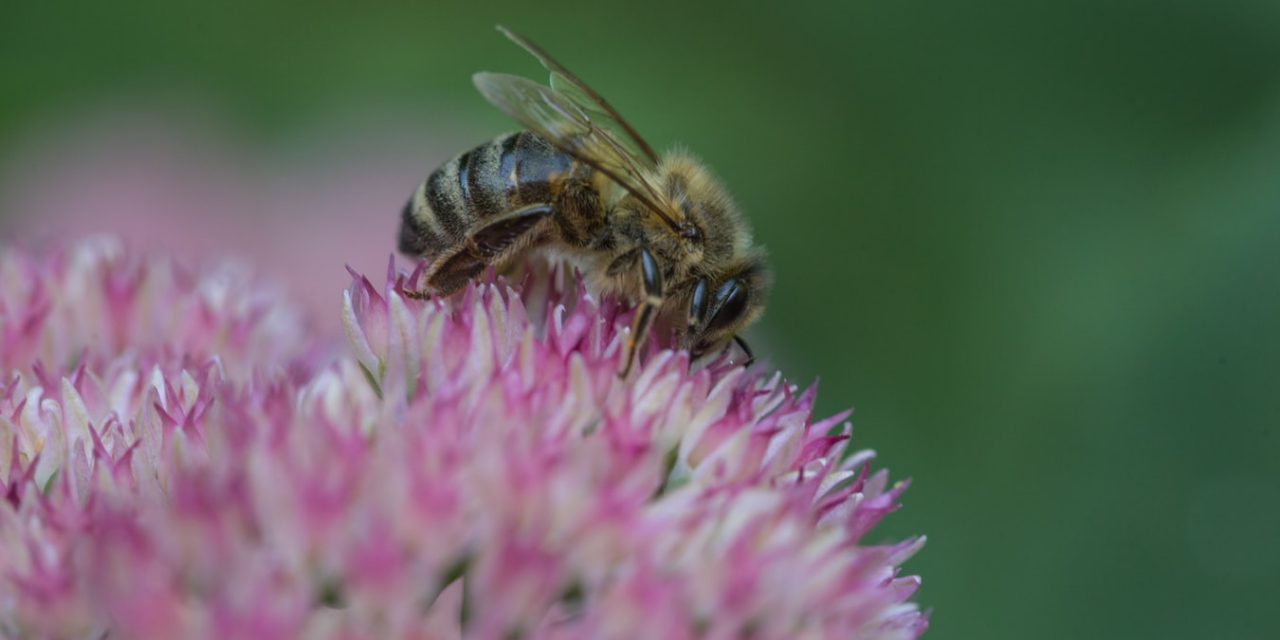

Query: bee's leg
left=732, top=335, right=755, bottom=366
left=703, top=336, right=754, bottom=367
left=424, top=203, right=555, bottom=296
left=619, top=246, right=664, bottom=378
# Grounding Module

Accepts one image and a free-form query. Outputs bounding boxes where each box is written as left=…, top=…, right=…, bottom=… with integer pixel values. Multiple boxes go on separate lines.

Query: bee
left=398, top=25, right=770, bottom=377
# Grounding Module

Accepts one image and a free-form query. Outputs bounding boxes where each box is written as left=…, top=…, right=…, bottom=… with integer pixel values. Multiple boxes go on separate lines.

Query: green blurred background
left=3, top=1, right=1278, bottom=637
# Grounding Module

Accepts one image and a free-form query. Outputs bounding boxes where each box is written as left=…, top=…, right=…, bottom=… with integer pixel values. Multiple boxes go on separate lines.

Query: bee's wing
left=495, top=25, right=660, bottom=167
left=473, top=72, right=683, bottom=232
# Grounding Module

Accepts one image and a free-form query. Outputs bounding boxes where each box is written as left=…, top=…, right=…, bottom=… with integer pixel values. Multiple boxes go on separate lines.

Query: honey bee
left=398, top=25, right=770, bottom=376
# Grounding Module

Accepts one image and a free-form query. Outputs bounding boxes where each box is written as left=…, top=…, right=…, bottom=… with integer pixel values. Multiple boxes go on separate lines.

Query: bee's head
left=657, top=151, right=747, bottom=263
left=683, top=254, right=771, bottom=360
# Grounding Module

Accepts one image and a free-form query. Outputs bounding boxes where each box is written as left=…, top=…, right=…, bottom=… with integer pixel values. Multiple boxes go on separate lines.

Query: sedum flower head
left=1, top=238, right=927, bottom=639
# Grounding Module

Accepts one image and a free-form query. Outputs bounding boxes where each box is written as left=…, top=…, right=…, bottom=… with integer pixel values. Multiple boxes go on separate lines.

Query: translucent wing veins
left=495, top=24, right=660, bottom=166
left=473, top=71, right=681, bottom=232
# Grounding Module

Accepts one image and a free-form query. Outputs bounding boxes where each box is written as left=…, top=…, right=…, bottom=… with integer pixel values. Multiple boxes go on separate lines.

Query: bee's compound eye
left=705, top=279, right=748, bottom=334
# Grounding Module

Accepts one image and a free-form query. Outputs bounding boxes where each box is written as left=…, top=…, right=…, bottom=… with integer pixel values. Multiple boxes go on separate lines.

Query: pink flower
left=0, top=238, right=927, bottom=639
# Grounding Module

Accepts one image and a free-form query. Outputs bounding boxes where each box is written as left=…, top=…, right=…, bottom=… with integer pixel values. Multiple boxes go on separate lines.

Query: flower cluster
left=0, top=238, right=927, bottom=638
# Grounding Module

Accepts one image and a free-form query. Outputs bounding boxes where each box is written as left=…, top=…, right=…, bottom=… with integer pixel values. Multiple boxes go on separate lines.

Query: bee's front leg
left=619, top=246, right=664, bottom=379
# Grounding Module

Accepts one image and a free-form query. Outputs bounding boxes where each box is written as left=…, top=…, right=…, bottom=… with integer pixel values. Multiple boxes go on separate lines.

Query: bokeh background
left=3, top=1, right=1278, bottom=638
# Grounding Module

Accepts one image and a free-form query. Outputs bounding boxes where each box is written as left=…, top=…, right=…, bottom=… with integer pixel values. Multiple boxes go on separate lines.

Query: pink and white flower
left=0, top=238, right=927, bottom=639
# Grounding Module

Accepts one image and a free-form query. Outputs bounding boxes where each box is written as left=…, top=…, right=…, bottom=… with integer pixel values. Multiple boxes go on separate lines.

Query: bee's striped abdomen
left=398, top=131, right=575, bottom=261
